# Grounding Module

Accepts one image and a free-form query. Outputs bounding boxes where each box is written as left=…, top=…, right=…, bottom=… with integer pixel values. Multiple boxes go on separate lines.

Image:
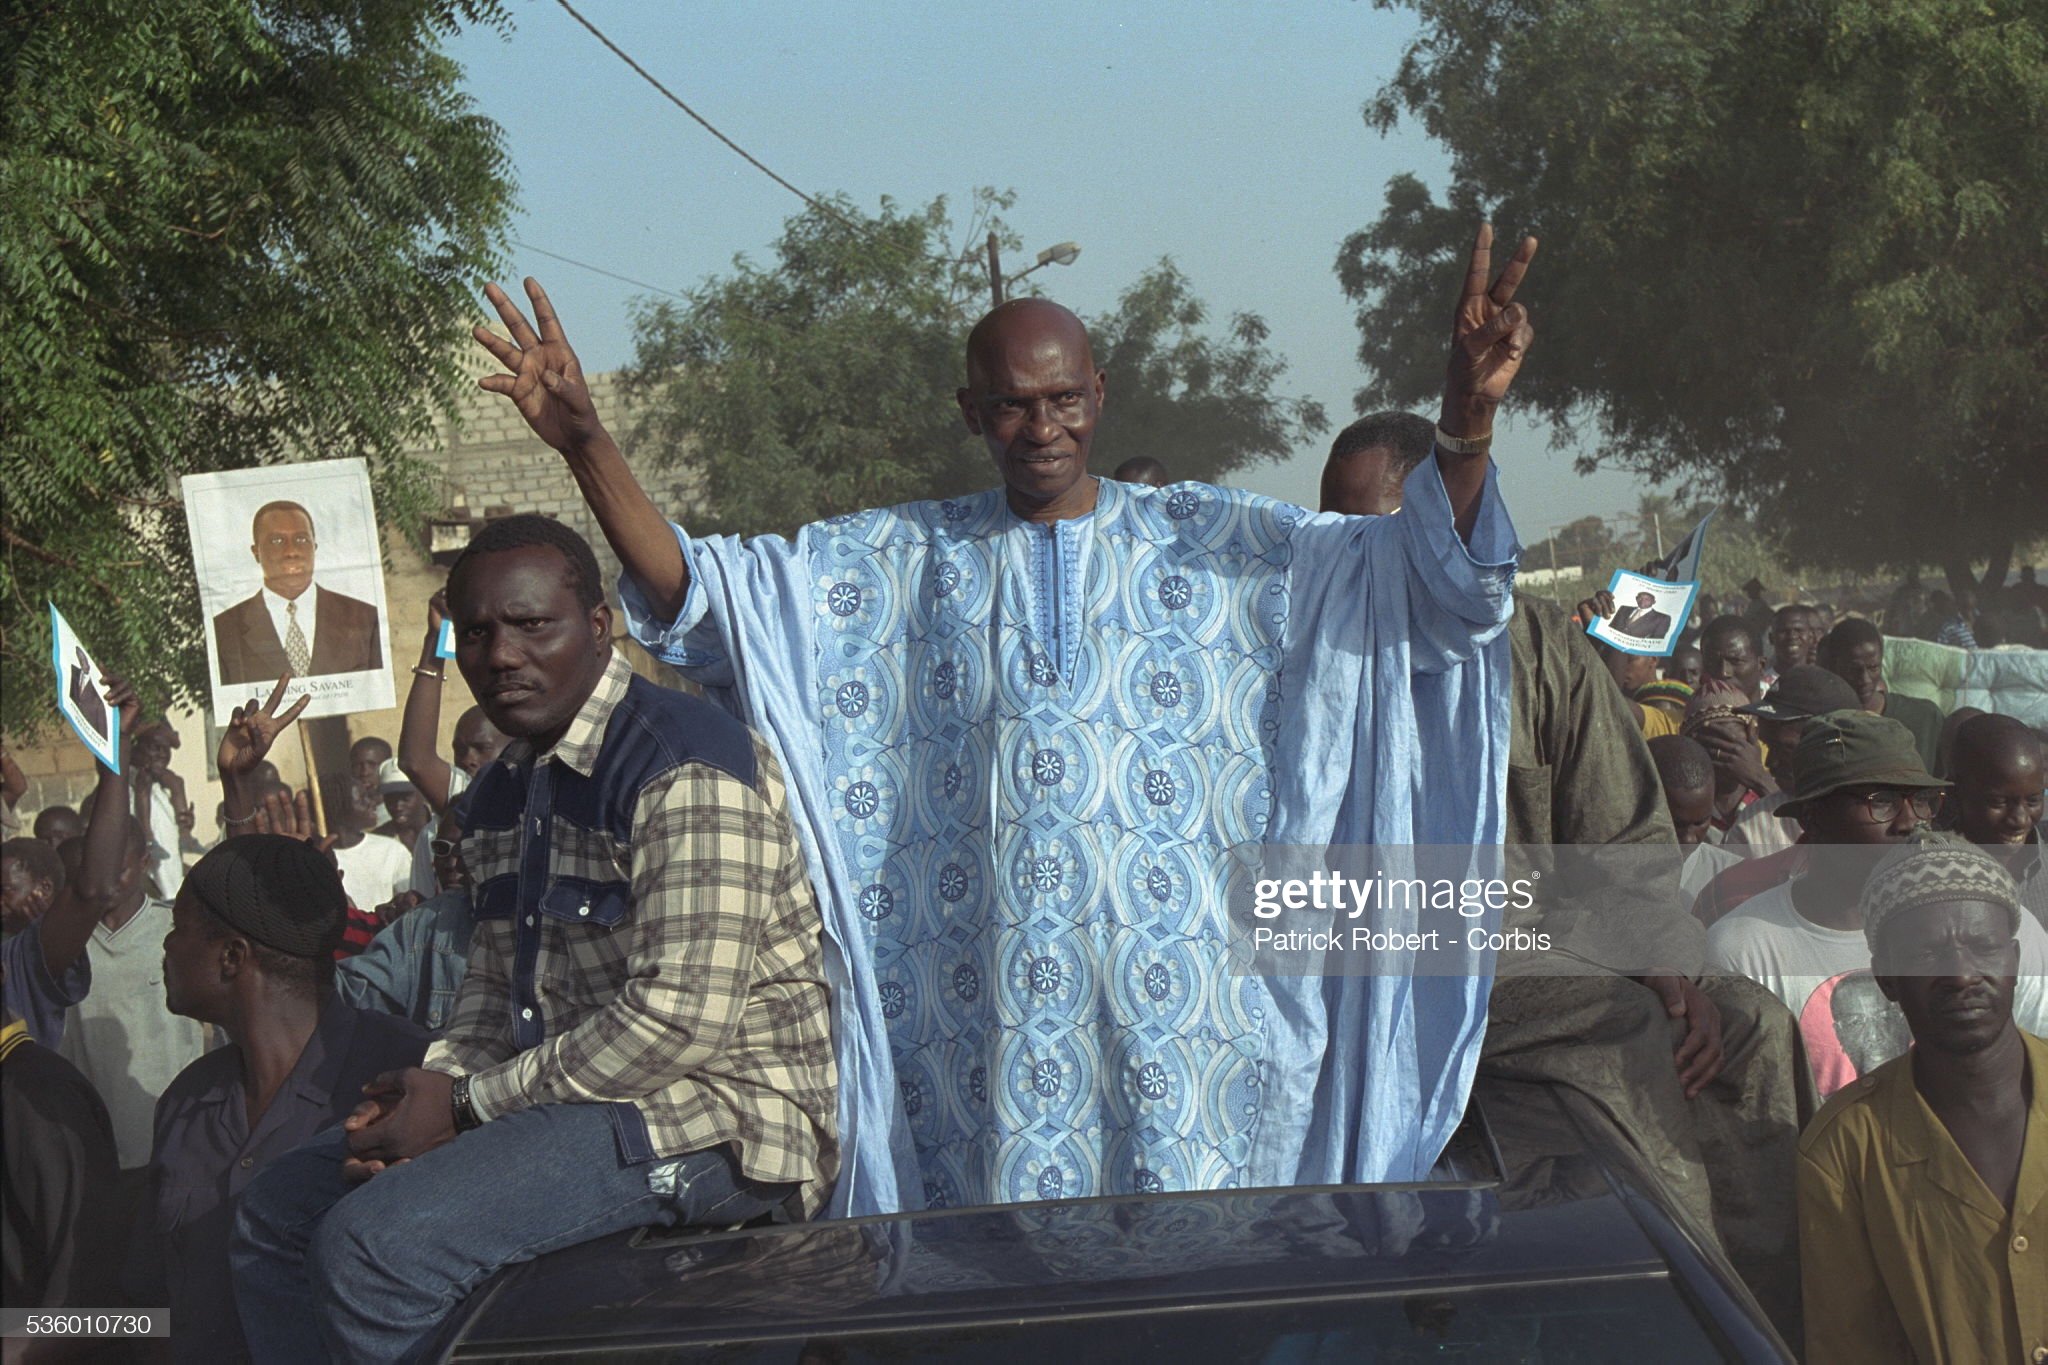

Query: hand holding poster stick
left=218, top=676, right=310, bottom=830
left=101, top=675, right=143, bottom=759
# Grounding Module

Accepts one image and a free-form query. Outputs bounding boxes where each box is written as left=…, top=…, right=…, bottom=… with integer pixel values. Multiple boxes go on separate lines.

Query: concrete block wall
left=7, top=731, right=105, bottom=827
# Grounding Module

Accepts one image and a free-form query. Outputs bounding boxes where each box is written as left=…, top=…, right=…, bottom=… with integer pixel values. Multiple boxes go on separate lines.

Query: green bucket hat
left=1777, top=710, right=1949, bottom=821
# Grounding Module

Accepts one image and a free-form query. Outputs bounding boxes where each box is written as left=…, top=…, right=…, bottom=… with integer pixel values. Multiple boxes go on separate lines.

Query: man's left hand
left=1441, top=223, right=1539, bottom=440
left=344, top=1067, right=459, bottom=1167
left=1696, top=720, right=1774, bottom=796
left=1640, top=974, right=1724, bottom=1098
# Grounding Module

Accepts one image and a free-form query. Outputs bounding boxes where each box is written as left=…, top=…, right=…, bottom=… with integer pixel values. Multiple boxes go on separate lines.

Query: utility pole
left=986, top=231, right=1003, bottom=310
left=1653, top=511, right=1664, bottom=560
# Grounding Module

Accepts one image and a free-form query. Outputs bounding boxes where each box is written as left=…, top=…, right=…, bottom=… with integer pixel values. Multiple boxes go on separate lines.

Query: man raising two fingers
left=461, top=224, right=1530, bottom=1212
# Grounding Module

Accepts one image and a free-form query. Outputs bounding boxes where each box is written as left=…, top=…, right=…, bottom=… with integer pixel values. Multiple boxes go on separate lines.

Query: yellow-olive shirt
left=1798, top=1028, right=2048, bottom=1365
left=1637, top=703, right=1682, bottom=739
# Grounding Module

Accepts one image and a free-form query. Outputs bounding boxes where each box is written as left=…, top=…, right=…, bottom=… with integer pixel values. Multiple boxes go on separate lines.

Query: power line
left=510, top=239, right=692, bottom=301
left=546, top=0, right=988, bottom=294
left=551, top=0, right=865, bottom=237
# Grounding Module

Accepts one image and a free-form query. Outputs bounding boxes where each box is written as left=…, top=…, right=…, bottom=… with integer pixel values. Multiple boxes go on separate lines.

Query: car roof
left=447, top=1183, right=1677, bottom=1356
left=433, top=1085, right=1789, bottom=1360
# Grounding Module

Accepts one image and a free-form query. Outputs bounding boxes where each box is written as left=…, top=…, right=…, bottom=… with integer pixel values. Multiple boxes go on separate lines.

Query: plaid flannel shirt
left=424, top=653, right=838, bottom=1215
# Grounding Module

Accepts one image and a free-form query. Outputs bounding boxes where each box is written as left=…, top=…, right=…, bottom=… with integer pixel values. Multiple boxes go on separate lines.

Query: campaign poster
left=1586, top=569, right=1698, bottom=658
left=181, top=459, right=394, bottom=725
left=50, top=604, right=120, bottom=773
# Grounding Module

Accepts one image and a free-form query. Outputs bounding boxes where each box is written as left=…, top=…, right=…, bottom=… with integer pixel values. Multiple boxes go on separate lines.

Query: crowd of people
left=1, top=225, right=2043, bottom=1363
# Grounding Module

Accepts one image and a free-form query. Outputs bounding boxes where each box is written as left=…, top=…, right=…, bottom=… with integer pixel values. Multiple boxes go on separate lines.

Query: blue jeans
left=230, top=1103, right=795, bottom=1363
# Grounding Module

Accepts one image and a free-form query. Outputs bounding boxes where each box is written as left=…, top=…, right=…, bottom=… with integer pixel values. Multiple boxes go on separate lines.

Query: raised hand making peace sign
left=1441, top=223, right=1539, bottom=441
left=218, top=676, right=310, bottom=780
left=218, top=676, right=310, bottom=829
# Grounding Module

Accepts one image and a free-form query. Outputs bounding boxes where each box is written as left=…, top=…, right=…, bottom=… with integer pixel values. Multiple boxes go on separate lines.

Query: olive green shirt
left=1879, top=690, right=1946, bottom=776
left=1504, top=594, right=1700, bottom=977
left=1798, top=1028, right=2048, bottom=1365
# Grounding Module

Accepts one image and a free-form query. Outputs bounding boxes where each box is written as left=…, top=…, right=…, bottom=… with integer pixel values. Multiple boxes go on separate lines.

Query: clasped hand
left=341, top=1067, right=458, bottom=1183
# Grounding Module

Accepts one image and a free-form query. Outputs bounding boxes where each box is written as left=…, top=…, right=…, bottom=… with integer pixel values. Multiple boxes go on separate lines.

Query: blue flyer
left=49, top=604, right=121, bottom=773
left=1585, top=569, right=1700, bottom=658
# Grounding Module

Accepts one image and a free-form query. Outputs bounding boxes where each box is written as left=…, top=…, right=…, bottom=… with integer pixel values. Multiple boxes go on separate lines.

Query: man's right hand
left=474, top=279, right=605, bottom=456
left=217, top=676, right=309, bottom=779
left=100, top=675, right=144, bottom=758
left=1696, top=720, right=1774, bottom=795
left=1640, top=973, right=1726, bottom=1098
left=471, top=275, right=689, bottom=621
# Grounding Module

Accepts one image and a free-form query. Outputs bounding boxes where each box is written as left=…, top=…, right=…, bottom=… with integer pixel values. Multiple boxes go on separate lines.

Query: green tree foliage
left=1522, top=515, right=1621, bottom=574
left=1524, top=497, right=1801, bottom=607
left=1086, top=263, right=1328, bottom=487
left=623, top=190, right=1325, bottom=538
left=1339, top=0, right=2048, bottom=593
left=1, top=0, right=513, bottom=735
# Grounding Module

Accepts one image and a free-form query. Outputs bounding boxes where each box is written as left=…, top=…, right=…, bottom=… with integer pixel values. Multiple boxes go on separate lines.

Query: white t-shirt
left=1681, top=840, right=1745, bottom=903
left=56, top=897, right=206, bottom=1167
left=408, top=767, right=470, bottom=898
left=1706, top=879, right=2048, bottom=1097
left=144, top=783, right=185, bottom=899
left=331, top=832, right=416, bottom=911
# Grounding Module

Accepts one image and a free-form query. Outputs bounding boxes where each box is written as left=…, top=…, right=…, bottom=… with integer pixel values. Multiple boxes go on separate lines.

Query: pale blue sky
left=450, top=0, right=1651, bottom=538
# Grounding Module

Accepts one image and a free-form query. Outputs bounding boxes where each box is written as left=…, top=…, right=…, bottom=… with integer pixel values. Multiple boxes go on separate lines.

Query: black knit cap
left=183, top=834, right=347, bottom=959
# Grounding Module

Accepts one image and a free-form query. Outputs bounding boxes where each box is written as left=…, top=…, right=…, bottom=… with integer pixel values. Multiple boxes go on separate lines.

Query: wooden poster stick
left=299, top=722, right=328, bottom=836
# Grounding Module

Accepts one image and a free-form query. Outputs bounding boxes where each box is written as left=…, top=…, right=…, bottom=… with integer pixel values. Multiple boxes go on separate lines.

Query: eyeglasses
left=1846, top=789, right=1945, bottom=823
left=430, top=838, right=460, bottom=857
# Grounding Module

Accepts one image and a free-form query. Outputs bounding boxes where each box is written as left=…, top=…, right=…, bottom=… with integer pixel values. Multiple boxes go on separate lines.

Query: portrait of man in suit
left=211, top=500, right=383, bottom=685
left=1609, top=589, right=1674, bottom=641
left=66, top=645, right=108, bottom=741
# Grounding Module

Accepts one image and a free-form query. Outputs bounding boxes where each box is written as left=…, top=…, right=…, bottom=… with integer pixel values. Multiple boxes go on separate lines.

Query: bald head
left=1951, top=713, right=2043, bottom=785
left=1320, top=412, right=1434, bottom=517
left=964, top=298, right=1095, bottom=387
left=1112, top=457, right=1168, bottom=488
left=452, top=705, right=510, bottom=779
left=957, top=298, right=1106, bottom=521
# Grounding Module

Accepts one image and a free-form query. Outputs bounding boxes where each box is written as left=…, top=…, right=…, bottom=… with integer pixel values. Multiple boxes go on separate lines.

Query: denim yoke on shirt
left=425, top=653, right=838, bottom=1216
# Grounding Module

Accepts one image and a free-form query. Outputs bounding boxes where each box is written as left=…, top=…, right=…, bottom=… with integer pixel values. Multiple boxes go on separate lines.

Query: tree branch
left=0, top=524, right=125, bottom=605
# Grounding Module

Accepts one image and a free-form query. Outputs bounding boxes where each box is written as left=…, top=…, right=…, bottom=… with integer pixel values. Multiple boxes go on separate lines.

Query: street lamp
left=986, top=234, right=1082, bottom=307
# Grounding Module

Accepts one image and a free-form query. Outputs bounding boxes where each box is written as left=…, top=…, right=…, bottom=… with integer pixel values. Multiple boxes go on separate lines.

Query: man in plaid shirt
left=231, top=516, right=837, bottom=1362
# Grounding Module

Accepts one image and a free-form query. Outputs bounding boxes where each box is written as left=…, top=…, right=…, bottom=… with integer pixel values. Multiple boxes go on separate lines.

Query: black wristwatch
left=450, top=1074, right=482, bottom=1133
